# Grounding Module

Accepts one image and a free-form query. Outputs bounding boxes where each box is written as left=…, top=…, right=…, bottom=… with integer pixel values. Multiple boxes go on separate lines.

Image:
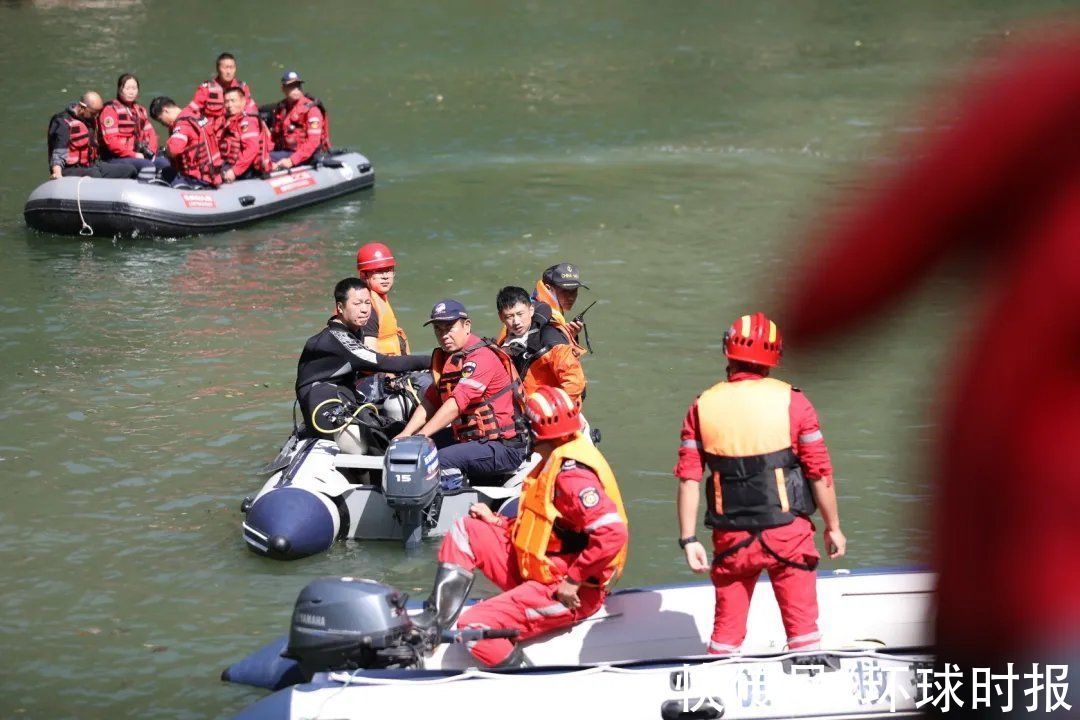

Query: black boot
left=413, top=563, right=474, bottom=631
left=492, top=644, right=532, bottom=669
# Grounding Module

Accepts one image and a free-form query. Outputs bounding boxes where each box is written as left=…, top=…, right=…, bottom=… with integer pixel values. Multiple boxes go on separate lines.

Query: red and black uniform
left=220, top=111, right=271, bottom=178
left=165, top=109, right=223, bottom=187
left=425, top=334, right=527, bottom=483
left=47, top=105, right=136, bottom=179
left=98, top=99, right=157, bottom=160
left=47, top=104, right=96, bottom=169
left=270, top=95, right=330, bottom=165
left=187, top=78, right=257, bottom=135
left=675, top=370, right=833, bottom=654
left=438, top=457, right=627, bottom=665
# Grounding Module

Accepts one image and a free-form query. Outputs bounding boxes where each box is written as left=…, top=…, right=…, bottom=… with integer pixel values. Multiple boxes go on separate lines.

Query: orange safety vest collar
left=512, top=435, right=628, bottom=587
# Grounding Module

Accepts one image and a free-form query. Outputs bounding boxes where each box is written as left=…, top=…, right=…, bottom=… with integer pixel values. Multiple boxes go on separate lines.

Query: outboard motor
left=284, top=577, right=422, bottom=679
left=382, top=436, right=441, bottom=549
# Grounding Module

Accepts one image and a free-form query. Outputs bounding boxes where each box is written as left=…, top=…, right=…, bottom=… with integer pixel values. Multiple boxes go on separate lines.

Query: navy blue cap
left=542, top=262, right=589, bottom=290
left=281, top=70, right=304, bottom=85
left=423, top=299, right=469, bottom=325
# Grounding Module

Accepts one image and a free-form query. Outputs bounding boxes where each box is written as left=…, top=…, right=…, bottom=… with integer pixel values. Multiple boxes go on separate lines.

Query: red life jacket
left=431, top=340, right=527, bottom=442
left=101, top=99, right=150, bottom=156
left=271, top=95, right=331, bottom=153
left=220, top=111, right=271, bottom=173
left=49, top=109, right=96, bottom=167
left=173, top=111, right=223, bottom=186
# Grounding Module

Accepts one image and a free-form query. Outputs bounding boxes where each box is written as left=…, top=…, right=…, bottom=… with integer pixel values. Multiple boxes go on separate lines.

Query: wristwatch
left=678, top=535, right=699, bottom=549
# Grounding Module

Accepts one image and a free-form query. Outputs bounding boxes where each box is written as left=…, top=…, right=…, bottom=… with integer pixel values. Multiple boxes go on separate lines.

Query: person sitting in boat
left=98, top=73, right=163, bottom=172
left=415, top=386, right=628, bottom=667
left=296, top=278, right=430, bottom=447
left=496, top=285, right=585, bottom=403
left=674, top=312, right=846, bottom=656
left=269, top=70, right=330, bottom=171
left=149, top=96, right=223, bottom=189
left=533, top=262, right=589, bottom=353
left=394, top=299, right=528, bottom=487
left=355, top=242, right=410, bottom=356
left=186, top=52, right=257, bottom=136
left=47, top=91, right=136, bottom=180
left=220, top=87, right=270, bottom=183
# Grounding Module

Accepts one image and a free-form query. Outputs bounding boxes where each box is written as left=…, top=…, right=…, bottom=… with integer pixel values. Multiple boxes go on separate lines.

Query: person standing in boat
left=674, top=312, right=846, bottom=655
left=496, top=285, right=585, bottom=403
left=269, top=70, right=330, bottom=171
left=415, top=386, right=628, bottom=667
left=98, top=74, right=161, bottom=172
left=46, top=91, right=136, bottom=180
left=356, top=242, right=410, bottom=356
left=394, top=300, right=528, bottom=486
left=295, top=278, right=430, bottom=444
left=148, top=96, right=223, bottom=188
left=219, top=87, right=270, bottom=183
left=186, top=52, right=257, bottom=136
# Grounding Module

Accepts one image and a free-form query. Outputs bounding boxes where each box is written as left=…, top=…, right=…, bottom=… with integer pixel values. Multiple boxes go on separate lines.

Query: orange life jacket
left=532, top=280, right=587, bottom=357
left=370, top=291, right=410, bottom=356
left=698, top=378, right=816, bottom=531
left=431, top=340, right=526, bottom=442
left=512, top=435, right=628, bottom=586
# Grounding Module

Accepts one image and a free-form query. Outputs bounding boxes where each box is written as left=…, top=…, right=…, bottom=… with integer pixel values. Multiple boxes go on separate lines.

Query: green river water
left=0, top=1, right=1072, bottom=717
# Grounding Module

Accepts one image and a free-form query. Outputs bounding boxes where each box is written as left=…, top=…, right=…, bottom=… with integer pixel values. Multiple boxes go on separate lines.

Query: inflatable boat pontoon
left=223, top=568, right=936, bottom=720
left=23, top=150, right=373, bottom=237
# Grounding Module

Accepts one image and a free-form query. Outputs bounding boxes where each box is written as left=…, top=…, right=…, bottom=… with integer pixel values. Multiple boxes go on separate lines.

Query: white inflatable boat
left=224, top=568, right=935, bottom=719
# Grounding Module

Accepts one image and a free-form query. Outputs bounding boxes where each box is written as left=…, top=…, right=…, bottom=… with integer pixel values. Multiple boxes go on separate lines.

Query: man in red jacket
left=220, top=87, right=269, bottom=183
left=149, top=96, right=222, bottom=188
left=675, top=312, right=845, bottom=655
left=269, top=70, right=330, bottom=170
left=187, top=52, right=257, bottom=135
left=415, top=386, right=628, bottom=667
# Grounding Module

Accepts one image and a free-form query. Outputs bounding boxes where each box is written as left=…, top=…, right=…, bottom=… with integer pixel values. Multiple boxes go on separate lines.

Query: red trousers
left=438, top=516, right=605, bottom=665
left=708, top=516, right=821, bottom=654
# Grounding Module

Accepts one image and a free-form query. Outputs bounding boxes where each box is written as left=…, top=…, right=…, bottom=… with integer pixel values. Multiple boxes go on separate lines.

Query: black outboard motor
left=284, top=577, right=422, bottom=680
left=382, top=436, right=441, bottom=549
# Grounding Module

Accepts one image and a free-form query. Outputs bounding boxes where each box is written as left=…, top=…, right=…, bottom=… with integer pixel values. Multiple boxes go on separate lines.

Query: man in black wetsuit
left=295, top=277, right=429, bottom=440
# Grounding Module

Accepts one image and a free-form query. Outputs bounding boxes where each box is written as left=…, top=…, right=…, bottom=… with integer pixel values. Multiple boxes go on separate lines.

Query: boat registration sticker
left=269, top=171, right=317, bottom=195
left=182, top=193, right=216, bottom=209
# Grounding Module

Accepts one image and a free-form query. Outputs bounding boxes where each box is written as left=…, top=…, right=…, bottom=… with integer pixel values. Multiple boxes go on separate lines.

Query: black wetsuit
left=501, top=307, right=569, bottom=379
left=295, top=317, right=428, bottom=438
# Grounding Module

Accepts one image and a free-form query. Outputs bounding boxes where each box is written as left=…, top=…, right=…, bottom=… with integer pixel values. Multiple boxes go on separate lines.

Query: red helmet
left=525, top=387, right=581, bottom=441
left=723, top=312, right=783, bottom=367
left=356, top=242, right=395, bottom=273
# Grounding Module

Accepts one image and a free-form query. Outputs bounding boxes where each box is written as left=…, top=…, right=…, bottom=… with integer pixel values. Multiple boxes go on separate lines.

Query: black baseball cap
left=423, top=299, right=469, bottom=325
left=281, top=70, right=304, bottom=86
left=542, top=262, right=588, bottom=290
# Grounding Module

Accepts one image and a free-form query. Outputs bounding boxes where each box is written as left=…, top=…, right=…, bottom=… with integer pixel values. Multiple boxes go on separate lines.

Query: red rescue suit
left=220, top=112, right=270, bottom=177
left=438, top=445, right=628, bottom=665
left=98, top=99, right=157, bottom=159
left=188, top=77, right=257, bottom=134
left=271, top=95, right=330, bottom=166
left=165, top=109, right=223, bottom=187
left=427, top=336, right=520, bottom=443
left=675, top=371, right=833, bottom=654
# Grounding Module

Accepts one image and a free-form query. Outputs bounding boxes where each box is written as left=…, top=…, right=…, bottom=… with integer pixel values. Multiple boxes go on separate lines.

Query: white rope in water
left=75, top=175, right=93, bottom=236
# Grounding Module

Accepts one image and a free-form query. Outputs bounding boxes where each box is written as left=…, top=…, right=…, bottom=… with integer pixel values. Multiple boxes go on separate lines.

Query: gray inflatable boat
left=23, top=150, right=374, bottom=237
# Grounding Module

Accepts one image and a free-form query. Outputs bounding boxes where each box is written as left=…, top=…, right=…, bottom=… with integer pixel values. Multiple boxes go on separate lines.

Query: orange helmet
left=356, top=242, right=395, bottom=273
left=524, top=387, right=580, bottom=441
left=723, top=312, right=782, bottom=367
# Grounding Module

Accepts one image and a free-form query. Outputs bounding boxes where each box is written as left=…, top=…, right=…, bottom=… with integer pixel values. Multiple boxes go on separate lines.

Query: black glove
left=135, top=142, right=153, bottom=160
